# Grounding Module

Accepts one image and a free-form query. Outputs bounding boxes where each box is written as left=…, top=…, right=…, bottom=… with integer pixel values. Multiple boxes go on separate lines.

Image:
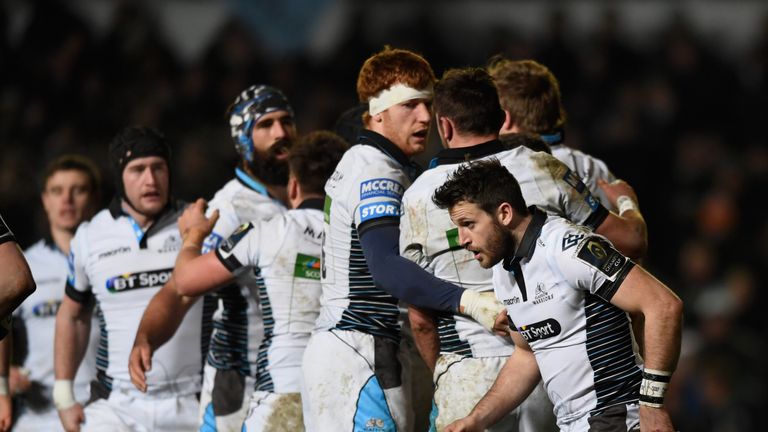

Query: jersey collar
left=539, top=128, right=565, bottom=147
left=427, top=139, right=506, bottom=169
left=234, top=167, right=270, bottom=197
left=502, top=206, right=547, bottom=270
left=297, top=198, right=324, bottom=211
left=359, top=130, right=422, bottom=181
left=108, top=196, right=183, bottom=248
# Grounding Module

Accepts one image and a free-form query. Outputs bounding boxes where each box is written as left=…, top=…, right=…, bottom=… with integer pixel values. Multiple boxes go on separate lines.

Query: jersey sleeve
left=65, top=224, right=93, bottom=304
left=353, top=165, right=408, bottom=235
left=214, top=221, right=259, bottom=276
left=550, top=231, right=635, bottom=303
left=0, top=213, right=15, bottom=245
left=547, top=154, right=608, bottom=230
left=202, top=201, right=240, bottom=254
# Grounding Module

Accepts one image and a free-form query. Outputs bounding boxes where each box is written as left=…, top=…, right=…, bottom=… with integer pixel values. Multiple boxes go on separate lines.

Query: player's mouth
left=412, top=129, right=428, bottom=141
left=141, top=191, right=161, bottom=201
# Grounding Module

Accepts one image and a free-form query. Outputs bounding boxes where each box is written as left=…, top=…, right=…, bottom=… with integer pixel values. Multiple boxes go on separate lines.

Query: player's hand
left=58, top=403, right=85, bottom=432
left=178, top=199, right=219, bottom=244
left=0, top=394, right=11, bottom=432
left=639, top=404, right=675, bottom=432
left=597, top=179, right=639, bottom=209
left=444, top=416, right=483, bottom=432
left=492, top=309, right=511, bottom=337
left=459, top=291, right=505, bottom=332
left=9, top=366, right=31, bottom=394
left=128, top=336, right=152, bottom=393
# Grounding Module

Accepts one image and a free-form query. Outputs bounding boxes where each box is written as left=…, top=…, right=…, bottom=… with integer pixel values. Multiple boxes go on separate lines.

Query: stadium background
left=1, top=1, right=766, bottom=429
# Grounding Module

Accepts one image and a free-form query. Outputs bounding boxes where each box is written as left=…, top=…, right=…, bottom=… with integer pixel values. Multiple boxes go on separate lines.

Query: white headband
left=368, top=83, right=433, bottom=116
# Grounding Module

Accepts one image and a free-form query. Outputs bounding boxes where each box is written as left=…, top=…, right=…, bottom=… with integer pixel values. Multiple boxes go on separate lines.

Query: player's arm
left=594, top=179, right=647, bottom=260
left=444, top=331, right=540, bottom=432
left=608, top=266, right=681, bottom=431
left=54, top=294, right=93, bottom=431
left=408, top=306, right=440, bottom=372
left=0, top=241, right=36, bottom=321
left=359, top=223, right=501, bottom=330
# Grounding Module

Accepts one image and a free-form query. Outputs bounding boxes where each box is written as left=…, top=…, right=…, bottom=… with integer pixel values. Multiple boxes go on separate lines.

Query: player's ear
left=437, top=116, right=453, bottom=143
left=499, top=109, right=516, bottom=135
left=496, top=202, right=514, bottom=226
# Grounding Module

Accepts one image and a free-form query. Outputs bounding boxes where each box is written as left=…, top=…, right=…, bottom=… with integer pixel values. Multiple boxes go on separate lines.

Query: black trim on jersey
left=595, top=261, right=636, bottom=302
left=429, top=139, right=506, bottom=167
left=65, top=282, right=94, bottom=304
left=499, top=134, right=552, bottom=154
left=215, top=245, right=245, bottom=273
left=359, top=130, right=422, bottom=181
left=357, top=216, right=399, bottom=238
left=582, top=205, right=609, bottom=231
left=297, top=198, right=324, bottom=211
left=502, top=206, right=547, bottom=266
left=107, top=197, right=185, bottom=249
left=0, top=214, right=15, bottom=245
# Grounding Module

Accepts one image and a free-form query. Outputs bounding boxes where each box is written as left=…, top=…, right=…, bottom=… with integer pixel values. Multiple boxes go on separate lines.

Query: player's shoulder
left=539, top=215, right=592, bottom=256
left=23, top=239, right=48, bottom=259
left=405, top=165, right=448, bottom=200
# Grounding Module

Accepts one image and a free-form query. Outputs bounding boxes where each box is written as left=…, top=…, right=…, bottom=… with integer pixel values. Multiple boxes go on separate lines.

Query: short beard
left=484, top=219, right=515, bottom=267
left=247, top=138, right=291, bottom=186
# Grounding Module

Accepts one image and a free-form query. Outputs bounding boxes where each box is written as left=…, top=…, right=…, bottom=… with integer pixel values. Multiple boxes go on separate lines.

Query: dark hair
left=499, top=132, right=552, bottom=154
left=486, top=56, right=565, bottom=133
left=41, top=154, right=101, bottom=197
left=432, top=158, right=528, bottom=215
left=288, top=131, right=349, bottom=195
left=433, top=68, right=505, bottom=136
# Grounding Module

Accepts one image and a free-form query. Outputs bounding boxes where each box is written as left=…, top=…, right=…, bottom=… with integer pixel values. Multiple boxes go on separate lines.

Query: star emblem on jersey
left=562, top=233, right=584, bottom=251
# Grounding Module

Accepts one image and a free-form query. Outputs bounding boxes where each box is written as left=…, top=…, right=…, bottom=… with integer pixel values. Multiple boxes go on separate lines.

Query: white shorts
left=12, top=408, right=63, bottom=432
left=430, top=353, right=557, bottom=432
left=82, top=388, right=199, bottom=431
left=301, top=329, right=412, bottom=432
left=241, top=391, right=303, bottom=431
left=198, top=363, right=255, bottom=432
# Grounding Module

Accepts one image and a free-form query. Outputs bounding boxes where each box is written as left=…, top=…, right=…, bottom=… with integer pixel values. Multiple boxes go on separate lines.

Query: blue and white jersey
left=492, top=208, right=641, bottom=430
left=215, top=200, right=323, bottom=393
left=319, top=130, right=417, bottom=341
left=543, top=131, right=617, bottom=211
left=66, top=199, right=204, bottom=396
left=203, top=170, right=286, bottom=378
left=0, top=213, right=13, bottom=245
left=16, top=239, right=99, bottom=404
left=401, top=140, right=608, bottom=358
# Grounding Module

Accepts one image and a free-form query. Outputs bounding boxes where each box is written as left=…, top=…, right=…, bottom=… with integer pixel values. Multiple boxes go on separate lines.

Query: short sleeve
left=0, top=213, right=15, bottom=245
left=398, top=191, right=428, bottom=267
left=65, top=225, right=93, bottom=303
left=353, top=166, right=408, bottom=234
left=553, top=161, right=608, bottom=230
left=215, top=221, right=258, bottom=275
left=550, top=232, right=634, bottom=303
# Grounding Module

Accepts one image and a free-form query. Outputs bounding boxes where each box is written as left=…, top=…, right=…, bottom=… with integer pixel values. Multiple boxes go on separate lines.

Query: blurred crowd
left=1, top=1, right=766, bottom=430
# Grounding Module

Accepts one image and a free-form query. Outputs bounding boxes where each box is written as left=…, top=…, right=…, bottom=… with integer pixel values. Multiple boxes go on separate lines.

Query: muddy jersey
left=16, top=240, right=99, bottom=403
left=215, top=200, right=323, bottom=393
left=492, top=208, right=641, bottom=429
left=0, top=213, right=13, bottom=245
left=319, top=130, right=419, bottom=341
left=543, top=130, right=617, bottom=211
left=66, top=200, right=204, bottom=395
left=203, top=170, right=286, bottom=377
left=401, top=140, right=608, bottom=358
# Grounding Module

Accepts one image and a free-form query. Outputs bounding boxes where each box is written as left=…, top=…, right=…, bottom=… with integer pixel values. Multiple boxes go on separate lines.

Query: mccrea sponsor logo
left=294, top=253, right=321, bottom=280
left=518, top=319, right=562, bottom=342
left=360, top=178, right=405, bottom=200
left=106, top=268, right=173, bottom=293
left=98, top=246, right=131, bottom=260
left=359, top=202, right=400, bottom=223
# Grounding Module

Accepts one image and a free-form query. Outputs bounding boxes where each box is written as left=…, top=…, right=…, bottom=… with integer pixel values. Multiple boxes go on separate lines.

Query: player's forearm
left=0, top=337, right=10, bottom=376
left=640, top=289, right=682, bottom=373
left=0, top=243, right=36, bottom=318
left=54, top=301, right=91, bottom=379
left=136, top=280, right=195, bottom=350
left=408, top=307, right=440, bottom=372
left=465, top=347, right=541, bottom=428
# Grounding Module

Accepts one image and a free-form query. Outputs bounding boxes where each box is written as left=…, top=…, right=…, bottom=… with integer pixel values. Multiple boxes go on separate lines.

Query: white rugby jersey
left=319, top=130, right=419, bottom=341
left=16, top=239, right=99, bottom=403
left=543, top=130, right=617, bottom=211
left=66, top=199, right=204, bottom=395
left=401, top=140, right=608, bottom=358
left=492, top=208, right=641, bottom=429
left=202, top=170, right=286, bottom=378
left=215, top=200, right=323, bottom=393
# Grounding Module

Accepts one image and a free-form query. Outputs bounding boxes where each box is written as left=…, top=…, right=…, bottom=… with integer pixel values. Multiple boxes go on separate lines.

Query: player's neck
left=447, top=133, right=498, bottom=149
left=121, top=200, right=155, bottom=229
left=49, top=225, right=75, bottom=255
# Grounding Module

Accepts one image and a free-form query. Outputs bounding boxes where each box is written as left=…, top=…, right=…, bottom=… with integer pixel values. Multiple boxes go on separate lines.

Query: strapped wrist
left=0, top=377, right=8, bottom=396
left=53, top=379, right=77, bottom=410
left=639, top=368, right=671, bottom=408
left=616, top=195, right=639, bottom=216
